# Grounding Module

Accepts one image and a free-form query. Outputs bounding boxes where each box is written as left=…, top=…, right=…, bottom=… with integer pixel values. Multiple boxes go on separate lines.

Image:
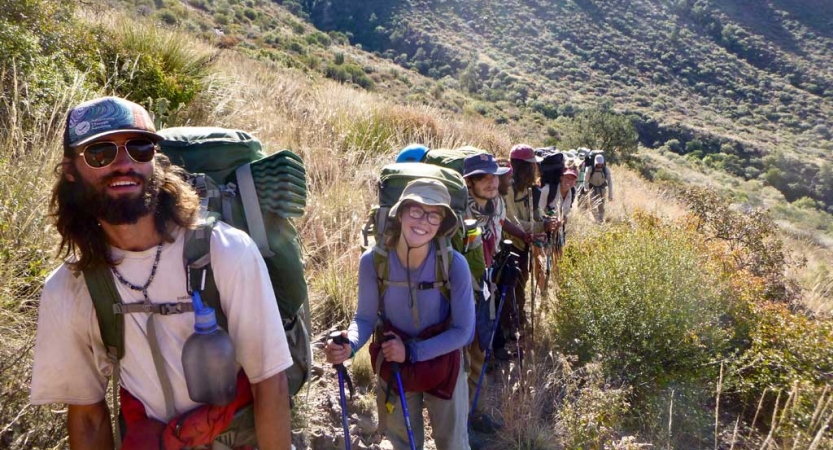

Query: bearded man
left=30, top=97, right=293, bottom=450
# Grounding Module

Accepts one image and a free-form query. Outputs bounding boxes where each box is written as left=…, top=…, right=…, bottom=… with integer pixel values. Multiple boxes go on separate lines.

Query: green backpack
left=83, top=127, right=311, bottom=403
left=362, top=162, right=487, bottom=306
left=421, top=146, right=486, bottom=176
left=421, top=147, right=489, bottom=283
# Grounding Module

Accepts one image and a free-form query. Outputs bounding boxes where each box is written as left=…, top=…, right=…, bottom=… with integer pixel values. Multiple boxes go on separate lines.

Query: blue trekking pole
left=470, top=249, right=520, bottom=418
left=384, top=335, right=417, bottom=450
left=330, top=332, right=354, bottom=450
left=470, top=284, right=510, bottom=418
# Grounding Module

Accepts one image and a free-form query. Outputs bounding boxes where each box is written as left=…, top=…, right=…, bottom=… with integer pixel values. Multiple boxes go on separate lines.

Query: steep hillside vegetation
left=297, top=0, right=833, bottom=210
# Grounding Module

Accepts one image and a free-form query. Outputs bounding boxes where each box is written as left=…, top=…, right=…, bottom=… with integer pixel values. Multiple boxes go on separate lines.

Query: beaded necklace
left=111, top=243, right=163, bottom=303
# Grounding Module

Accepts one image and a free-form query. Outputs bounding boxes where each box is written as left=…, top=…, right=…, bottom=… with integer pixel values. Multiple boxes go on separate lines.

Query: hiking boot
left=493, top=346, right=511, bottom=361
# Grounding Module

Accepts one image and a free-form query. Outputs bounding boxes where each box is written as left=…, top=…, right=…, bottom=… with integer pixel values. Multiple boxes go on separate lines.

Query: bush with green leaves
left=725, top=303, right=833, bottom=445
left=558, top=103, right=639, bottom=163
left=93, top=20, right=215, bottom=110
left=551, top=212, right=735, bottom=398
left=324, top=62, right=374, bottom=89
left=0, top=0, right=98, bottom=126
left=679, top=187, right=797, bottom=302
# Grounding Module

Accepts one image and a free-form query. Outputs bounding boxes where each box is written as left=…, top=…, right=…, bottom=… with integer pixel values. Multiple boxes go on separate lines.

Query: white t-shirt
left=539, top=183, right=574, bottom=220
left=30, top=223, right=293, bottom=422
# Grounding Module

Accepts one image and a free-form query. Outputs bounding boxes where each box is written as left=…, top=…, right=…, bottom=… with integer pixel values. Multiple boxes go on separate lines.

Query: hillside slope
left=303, top=0, right=833, bottom=155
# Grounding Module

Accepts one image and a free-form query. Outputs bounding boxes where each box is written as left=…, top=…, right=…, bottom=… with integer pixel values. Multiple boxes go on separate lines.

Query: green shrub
left=94, top=20, right=215, bottom=109
left=559, top=104, right=638, bottom=163
left=551, top=213, right=734, bottom=396
left=324, top=62, right=374, bottom=89
left=1, top=0, right=97, bottom=123
left=679, top=187, right=797, bottom=302
left=726, top=303, right=833, bottom=445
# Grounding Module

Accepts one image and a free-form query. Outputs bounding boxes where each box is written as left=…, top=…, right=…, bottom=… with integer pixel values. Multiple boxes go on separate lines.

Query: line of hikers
left=29, top=96, right=613, bottom=450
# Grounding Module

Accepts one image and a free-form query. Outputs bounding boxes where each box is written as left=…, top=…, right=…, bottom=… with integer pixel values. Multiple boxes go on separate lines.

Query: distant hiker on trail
left=539, top=165, right=579, bottom=252
left=325, top=179, right=475, bottom=450
left=494, top=145, right=553, bottom=357
left=582, top=154, right=613, bottom=223
left=30, top=97, right=293, bottom=450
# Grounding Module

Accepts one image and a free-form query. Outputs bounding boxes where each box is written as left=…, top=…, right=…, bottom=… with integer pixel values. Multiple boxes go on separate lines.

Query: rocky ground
left=290, top=335, right=525, bottom=450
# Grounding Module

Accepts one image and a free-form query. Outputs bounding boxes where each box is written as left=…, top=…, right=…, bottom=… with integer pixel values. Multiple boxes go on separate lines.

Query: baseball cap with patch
left=63, top=97, right=162, bottom=154
left=463, top=153, right=511, bottom=178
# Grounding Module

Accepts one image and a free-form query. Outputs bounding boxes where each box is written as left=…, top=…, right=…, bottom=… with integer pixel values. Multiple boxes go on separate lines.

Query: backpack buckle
left=418, top=281, right=435, bottom=290
left=158, top=303, right=183, bottom=315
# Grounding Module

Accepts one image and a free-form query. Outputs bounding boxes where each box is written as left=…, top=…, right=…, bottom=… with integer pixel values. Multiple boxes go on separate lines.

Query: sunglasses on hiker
left=406, top=205, right=444, bottom=226
left=77, top=139, right=157, bottom=169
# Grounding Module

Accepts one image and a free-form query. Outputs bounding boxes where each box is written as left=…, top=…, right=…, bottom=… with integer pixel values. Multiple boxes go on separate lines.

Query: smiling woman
left=325, top=178, right=475, bottom=450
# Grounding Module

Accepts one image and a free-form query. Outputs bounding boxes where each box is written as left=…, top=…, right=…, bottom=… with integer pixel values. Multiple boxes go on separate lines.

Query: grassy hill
left=1, top=0, right=832, bottom=448
left=298, top=0, right=833, bottom=210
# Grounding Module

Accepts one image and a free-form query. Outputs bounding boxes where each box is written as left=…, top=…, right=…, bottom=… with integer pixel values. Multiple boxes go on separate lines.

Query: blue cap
left=463, top=153, right=511, bottom=178
left=396, top=143, right=429, bottom=163
left=64, top=97, right=162, bottom=153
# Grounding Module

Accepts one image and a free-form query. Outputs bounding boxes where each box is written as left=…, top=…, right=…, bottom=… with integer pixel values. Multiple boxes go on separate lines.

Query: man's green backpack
left=83, top=127, right=311, bottom=399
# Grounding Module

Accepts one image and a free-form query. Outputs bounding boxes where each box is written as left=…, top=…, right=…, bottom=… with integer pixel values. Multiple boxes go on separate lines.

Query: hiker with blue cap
left=462, top=152, right=527, bottom=268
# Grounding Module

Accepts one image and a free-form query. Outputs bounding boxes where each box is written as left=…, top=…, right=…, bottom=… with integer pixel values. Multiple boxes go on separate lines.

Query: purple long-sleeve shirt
left=347, top=245, right=475, bottom=363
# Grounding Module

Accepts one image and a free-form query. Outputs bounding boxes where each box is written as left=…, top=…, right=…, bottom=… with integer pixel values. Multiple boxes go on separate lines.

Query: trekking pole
left=470, top=251, right=519, bottom=417
left=529, top=243, right=536, bottom=343
left=470, top=284, right=510, bottom=418
left=330, top=332, right=355, bottom=450
left=509, top=288, right=524, bottom=377
left=528, top=197, right=536, bottom=343
left=382, top=334, right=417, bottom=450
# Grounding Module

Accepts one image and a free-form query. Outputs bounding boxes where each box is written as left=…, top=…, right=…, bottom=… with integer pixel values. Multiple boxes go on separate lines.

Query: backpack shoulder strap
left=372, top=244, right=390, bottom=304
left=184, top=217, right=226, bottom=330
left=434, top=237, right=452, bottom=302
left=83, top=265, right=124, bottom=361
left=235, top=163, right=275, bottom=257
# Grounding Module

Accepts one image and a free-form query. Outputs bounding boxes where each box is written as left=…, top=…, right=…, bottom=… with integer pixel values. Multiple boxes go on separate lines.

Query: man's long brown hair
left=511, top=159, right=538, bottom=192
left=51, top=154, right=200, bottom=270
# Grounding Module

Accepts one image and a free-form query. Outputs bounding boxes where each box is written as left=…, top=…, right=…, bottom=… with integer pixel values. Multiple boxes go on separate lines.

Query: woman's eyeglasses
left=77, top=139, right=157, bottom=169
left=407, top=205, right=444, bottom=226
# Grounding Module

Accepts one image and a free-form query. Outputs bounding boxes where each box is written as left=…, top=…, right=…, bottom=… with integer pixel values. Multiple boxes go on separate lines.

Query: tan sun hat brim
left=389, top=178, right=460, bottom=237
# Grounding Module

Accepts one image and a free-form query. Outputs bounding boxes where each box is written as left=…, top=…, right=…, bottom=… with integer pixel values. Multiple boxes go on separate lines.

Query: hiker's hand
left=382, top=332, right=406, bottom=363
left=544, top=217, right=558, bottom=232
left=523, top=232, right=534, bottom=244
left=325, top=331, right=351, bottom=365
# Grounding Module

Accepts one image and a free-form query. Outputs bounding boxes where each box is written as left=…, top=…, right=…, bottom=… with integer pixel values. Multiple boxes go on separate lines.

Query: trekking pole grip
left=383, top=334, right=401, bottom=373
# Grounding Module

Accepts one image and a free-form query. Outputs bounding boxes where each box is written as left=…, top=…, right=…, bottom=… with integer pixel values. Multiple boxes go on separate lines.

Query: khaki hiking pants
left=590, top=186, right=607, bottom=223
left=377, top=351, right=470, bottom=450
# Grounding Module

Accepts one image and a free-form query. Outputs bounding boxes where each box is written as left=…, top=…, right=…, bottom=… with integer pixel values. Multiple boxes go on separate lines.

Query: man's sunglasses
left=77, top=139, right=157, bottom=169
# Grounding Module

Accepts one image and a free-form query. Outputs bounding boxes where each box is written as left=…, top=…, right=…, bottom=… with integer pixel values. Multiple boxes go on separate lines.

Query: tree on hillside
left=559, top=104, right=638, bottom=163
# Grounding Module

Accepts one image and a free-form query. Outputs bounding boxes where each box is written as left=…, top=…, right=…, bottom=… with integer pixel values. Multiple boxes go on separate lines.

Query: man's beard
left=76, top=170, right=160, bottom=225
left=473, top=187, right=499, bottom=201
